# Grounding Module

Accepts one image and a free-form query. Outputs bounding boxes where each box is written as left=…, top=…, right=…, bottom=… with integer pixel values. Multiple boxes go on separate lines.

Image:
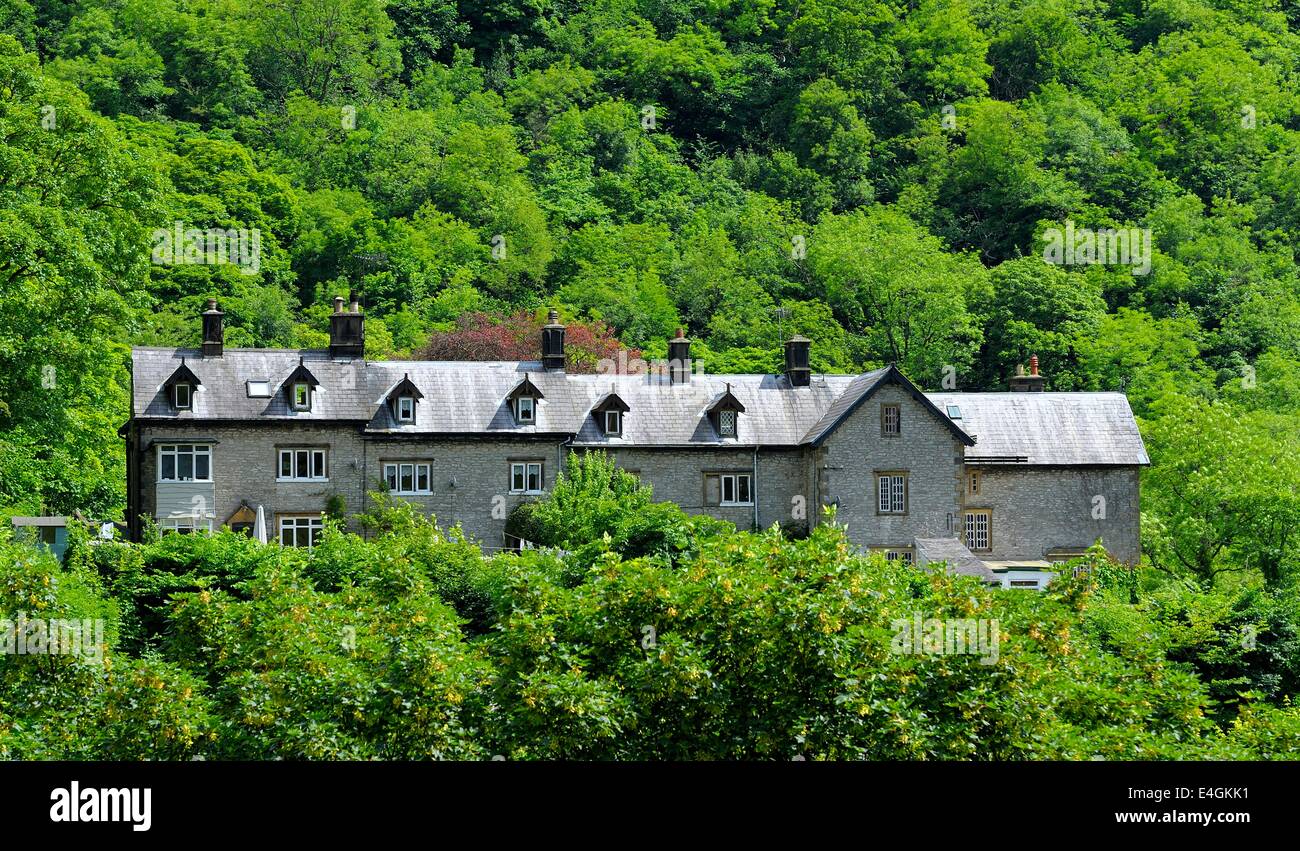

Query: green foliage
left=5, top=0, right=1300, bottom=760
left=524, top=451, right=653, bottom=548
left=0, top=529, right=214, bottom=758
left=165, top=557, right=491, bottom=759
left=810, top=206, right=987, bottom=383
left=5, top=482, right=1300, bottom=759
left=1141, top=397, right=1300, bottom=587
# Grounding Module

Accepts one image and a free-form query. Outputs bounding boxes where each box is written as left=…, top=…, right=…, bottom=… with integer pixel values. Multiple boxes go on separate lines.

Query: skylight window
left=247, top=380, right=271, bottom=397
left=946, top=405, right=962, bottom=419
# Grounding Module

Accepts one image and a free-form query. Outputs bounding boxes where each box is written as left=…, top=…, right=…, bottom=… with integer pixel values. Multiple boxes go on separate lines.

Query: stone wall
left=815, top=383, right=966, bottom=550
left=964, top=465, right=1142, bottom=564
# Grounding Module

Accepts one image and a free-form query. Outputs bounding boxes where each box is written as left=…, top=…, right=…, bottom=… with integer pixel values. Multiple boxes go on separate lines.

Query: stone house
left=122, top=299, right=1150, bottom=588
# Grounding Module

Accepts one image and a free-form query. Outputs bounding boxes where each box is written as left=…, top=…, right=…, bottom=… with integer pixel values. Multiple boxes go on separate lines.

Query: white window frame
left=384, top=462, right=432, bottom=495
left=718, top=409, right=736, bottom=437
left=720, top=473, right=753, bottom=506
left=174, top=383, right=192, bottom=409
left=604, top=410, right=622, bottom=436
left=877, top=474, right=906, bottom=514
left=157, top=444, right=212, bottom=483
left=878, top=472, right=909, bottom=511
left=964, top=509, right=991, bottom=552
left=278, top=448, right=328, bottom=482
left=516, top=396, right=535, bottom=423
left=279, top=515, right=324, bottom=549
left=292, top=382, right=311, bottom=411
left=161, top=516, right=213, bottom=535
left=247, top=380, right=271, bottom=398
left=510, top=462, right=543, bottom=494
left=396, top=396, right=415, bottom=423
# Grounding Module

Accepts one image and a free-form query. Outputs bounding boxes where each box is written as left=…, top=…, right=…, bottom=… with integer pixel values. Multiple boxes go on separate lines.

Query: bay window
left=158, top=444, right=211, bottom=482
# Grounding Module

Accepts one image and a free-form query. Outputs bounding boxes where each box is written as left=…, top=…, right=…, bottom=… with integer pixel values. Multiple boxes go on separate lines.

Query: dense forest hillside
left=2, top=0, right=1300, bottom=761
left=2, top=0, right=1300, bottom=583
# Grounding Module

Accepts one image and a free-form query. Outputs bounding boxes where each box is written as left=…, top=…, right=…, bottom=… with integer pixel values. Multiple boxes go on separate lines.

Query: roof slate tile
left=131, top=348, right=1148, bottom=463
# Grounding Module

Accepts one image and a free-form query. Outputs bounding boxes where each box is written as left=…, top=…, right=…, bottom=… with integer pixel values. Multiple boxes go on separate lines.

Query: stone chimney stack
left=668, top=328, right=691, bottom=384
left=541, top=309, right=566, bottom=370
left=201, top=298, right=224, bottom=358
left=329, top=290, right=365, bottom=359
left=1010, top=354, right=1045, bottom=391
left=784, top=335, right=811, bottom=387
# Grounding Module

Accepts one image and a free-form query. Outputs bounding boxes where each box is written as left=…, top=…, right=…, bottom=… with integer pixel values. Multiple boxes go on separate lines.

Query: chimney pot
left=784, top=335, right=811, bottom=387
left=668, top=327, right=692, bottom=384
left=541, top=308, right=566, bottom=370
left=330, top=292, right=365, bottom=359
left=201, top=299, right=224, bottom=357
left=1010, top=356, right=1045, bottom=391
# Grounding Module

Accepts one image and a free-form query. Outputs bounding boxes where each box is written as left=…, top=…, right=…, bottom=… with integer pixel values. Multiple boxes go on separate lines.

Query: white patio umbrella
left=253, top=504, right=268, bottom=544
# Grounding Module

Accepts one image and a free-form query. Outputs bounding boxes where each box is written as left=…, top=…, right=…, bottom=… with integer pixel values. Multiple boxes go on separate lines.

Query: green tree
left=810, top=206, right=987, bottom=384
left=1143, top=398, right=1300, bottom=588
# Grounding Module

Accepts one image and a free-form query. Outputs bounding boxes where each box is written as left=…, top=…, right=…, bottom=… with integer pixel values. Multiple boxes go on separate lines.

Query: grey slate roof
left=801, top=365, right=975, bottom=447
left=130, top=348, right=1148, bottom=463
left=913, top=537, right=1001, bottom=583
left=131, top=348, right=856, bottom=446
left=925, top=392, right=1150, bottom=465
left=799, top=368, right=888, bottom=445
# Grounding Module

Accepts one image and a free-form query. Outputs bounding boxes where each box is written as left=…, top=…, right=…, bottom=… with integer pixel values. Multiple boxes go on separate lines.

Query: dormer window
left=506, top=375, right=544, bottom=427
left=718, top=409, right=735, bottom=437
left=162, top=358, right=202, bottom=414
left=385, top=374, right=424, bottom=426
left=591, top=390, right=629, bottom=439
left=283, top=359, right=320, bottom=413
left=707, top=383, right=746, bottom=440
